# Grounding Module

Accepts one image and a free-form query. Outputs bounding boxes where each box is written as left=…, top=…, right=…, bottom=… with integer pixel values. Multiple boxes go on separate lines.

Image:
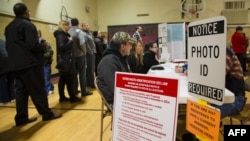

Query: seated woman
left=127, top=40, right=144, bottom=73
left=141, top=41, right=159, bottom=74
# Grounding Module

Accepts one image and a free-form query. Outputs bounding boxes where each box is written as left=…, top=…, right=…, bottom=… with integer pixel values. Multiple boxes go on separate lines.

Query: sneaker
left=48, top=91, right=54, bottom=95
left=43, top=113, right=62, bottom=121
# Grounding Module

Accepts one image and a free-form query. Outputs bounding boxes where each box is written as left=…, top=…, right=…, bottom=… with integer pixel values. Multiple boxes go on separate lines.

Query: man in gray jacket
left=68, top=18, right=92, bottom=96
left=82, top=23, right=96, bottom=88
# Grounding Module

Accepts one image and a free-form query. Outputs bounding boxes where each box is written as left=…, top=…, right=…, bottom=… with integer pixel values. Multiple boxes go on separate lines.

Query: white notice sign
left=188, top=16, right=227, bottom=105
left=112, top=72, right=179, bottom=141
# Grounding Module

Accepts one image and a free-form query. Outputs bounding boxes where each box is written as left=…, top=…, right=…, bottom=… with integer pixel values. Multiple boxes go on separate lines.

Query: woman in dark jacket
left=54, top=20, right=81, bottom=103
left=141, top=41, right=159, bottom=73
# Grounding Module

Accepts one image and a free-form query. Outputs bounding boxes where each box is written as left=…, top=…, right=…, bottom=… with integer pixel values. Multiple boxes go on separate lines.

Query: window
left=224, top=0, right=245, bottom=9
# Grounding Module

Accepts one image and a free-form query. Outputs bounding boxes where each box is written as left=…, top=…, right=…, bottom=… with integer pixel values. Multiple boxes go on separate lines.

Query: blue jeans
left=44, top=64, right=54, bottom=94
left=213, top=96, right=246, bottom=119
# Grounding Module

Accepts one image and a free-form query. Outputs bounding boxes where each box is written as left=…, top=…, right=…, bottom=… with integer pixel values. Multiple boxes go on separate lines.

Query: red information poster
left=112, top=72, right=179, bottom=141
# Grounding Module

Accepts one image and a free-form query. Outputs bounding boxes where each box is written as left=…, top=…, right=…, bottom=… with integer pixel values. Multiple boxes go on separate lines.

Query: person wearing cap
left=231, top=26, right=248, bottom=72
left=97, top=32, right=134, bottom=108
left=4, top=3, right=62, bottom=126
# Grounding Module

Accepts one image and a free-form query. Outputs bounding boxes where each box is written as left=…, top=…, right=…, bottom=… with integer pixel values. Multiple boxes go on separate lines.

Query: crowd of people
left=0, top=2, right=161, bottom=125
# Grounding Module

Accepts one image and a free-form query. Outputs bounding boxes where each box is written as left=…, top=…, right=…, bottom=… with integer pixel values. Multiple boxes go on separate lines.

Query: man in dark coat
left=4, top=3, right=62, bottom=126
left=93, top=30, right=106, bottom=76
left=97, top=32, right=134, bottom=108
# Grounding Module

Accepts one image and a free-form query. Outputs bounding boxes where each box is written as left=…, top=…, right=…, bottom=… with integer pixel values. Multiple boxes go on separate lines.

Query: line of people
left=2, top=2, right=109, bottom=126
left=2, top=2, right=110, bottom=126
left=53, top=18, right=109, bottom=103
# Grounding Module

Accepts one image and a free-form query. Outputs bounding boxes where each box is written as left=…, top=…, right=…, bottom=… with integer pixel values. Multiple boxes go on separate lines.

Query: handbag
left=56, top=61, right=72, bottom=73
left=56, top=59, right=74, bottom=73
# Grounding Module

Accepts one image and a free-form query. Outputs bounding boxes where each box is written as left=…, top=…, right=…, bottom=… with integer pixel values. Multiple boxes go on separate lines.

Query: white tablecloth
left=147, top=63, right=235, bottom=104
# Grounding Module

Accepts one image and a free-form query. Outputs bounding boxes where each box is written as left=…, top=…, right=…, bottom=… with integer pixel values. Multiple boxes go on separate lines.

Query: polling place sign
left=186, top=99, right=221, bottom=141
left=112, top=72, right=179, bottom=141
left=188, top=16, right=227, bottom=105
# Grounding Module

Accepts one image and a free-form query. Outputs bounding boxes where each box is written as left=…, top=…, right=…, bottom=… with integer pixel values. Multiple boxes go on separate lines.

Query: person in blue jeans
left=38, top=30, right=54, bottom=95
left=213, top=47, right=246, bottom=119
left=0, top=39, right=15, bottom=104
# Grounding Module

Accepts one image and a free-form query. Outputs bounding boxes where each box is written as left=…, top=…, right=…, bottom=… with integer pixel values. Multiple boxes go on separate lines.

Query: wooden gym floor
left=0, top=77, right=249, bottom=141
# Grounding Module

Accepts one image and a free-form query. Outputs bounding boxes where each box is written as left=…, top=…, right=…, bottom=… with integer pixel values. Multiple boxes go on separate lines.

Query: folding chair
left=178, top=104, right=187, bottom=121
left=94, top=77, right=113, bottom=141
left=228, top=104, right=250, bottom=125
left=227, top=98, right=250, bottom=125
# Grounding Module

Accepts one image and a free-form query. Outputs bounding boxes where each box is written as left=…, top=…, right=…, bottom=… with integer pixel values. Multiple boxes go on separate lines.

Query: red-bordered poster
left=112, top=72, right=179, bottom=141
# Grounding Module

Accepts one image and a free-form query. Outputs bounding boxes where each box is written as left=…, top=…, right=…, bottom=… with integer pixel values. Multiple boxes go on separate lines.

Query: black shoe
left=59, top=97, right=70, bottom=103
left=82, top=91, right=93, bottom=97
left=70, top=97, right=82, bottom=103
left=43, top=113, right=62, bottom=121
left=16, top=117, right=37, bottom=126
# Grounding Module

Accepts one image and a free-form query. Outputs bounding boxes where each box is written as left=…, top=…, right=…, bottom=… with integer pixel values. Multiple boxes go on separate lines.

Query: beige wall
left=97, top=0, right=250, bottom=32
left=1, top=0, right=250, bottom=32
left=97, top=0, right=223, bottom=31
left=0, top=0, right=98, bottom=30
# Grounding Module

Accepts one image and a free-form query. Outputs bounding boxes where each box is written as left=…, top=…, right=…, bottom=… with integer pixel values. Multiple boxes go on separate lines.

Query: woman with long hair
left=54, top=20, right=81, bottom=103
left=127, top=40, right=144, bottom=73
